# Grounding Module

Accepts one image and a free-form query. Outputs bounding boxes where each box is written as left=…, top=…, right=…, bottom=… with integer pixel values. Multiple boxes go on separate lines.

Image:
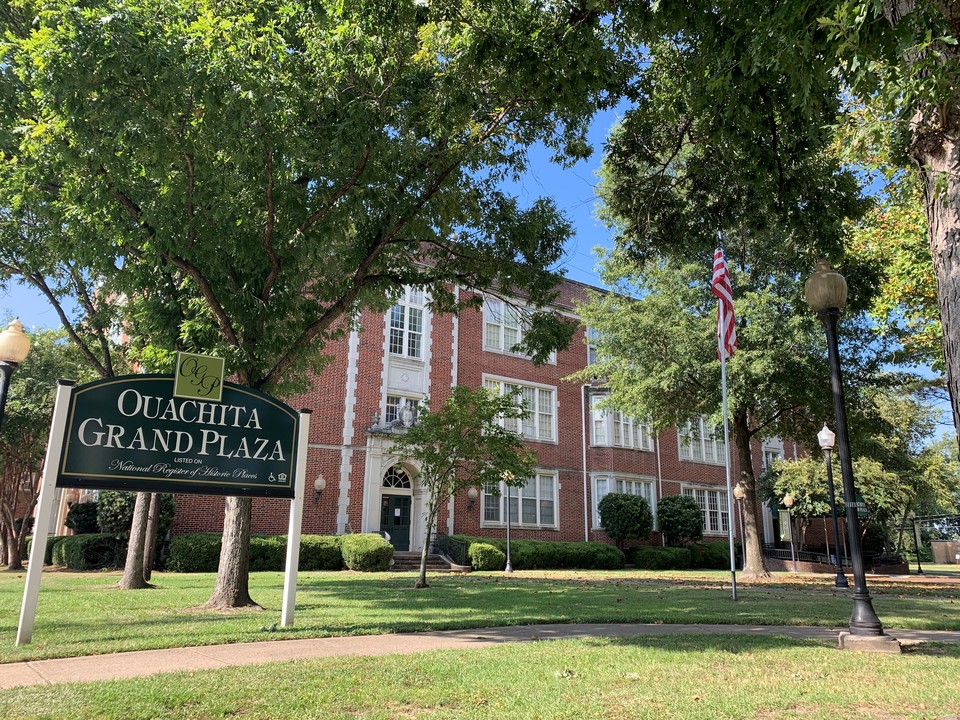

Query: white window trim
left=480, top=470, right=559, bottom=529
left=482, top=374, right=558, bottom=443
left=388, top=286, right=426, bottom=360
left=482, top=295, right=556, bottom=364
left=678, top=417, right=726, bottom=466
left=589, top=395, right=653, bottom=451
left=383, top=395, right=424, bottom=425
left=591, top=473, right=657, bottom=529
left=681, top=485, right=730, bottom=536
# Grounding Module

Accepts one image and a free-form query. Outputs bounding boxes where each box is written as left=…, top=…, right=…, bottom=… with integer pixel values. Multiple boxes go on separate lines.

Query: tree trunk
left=142, top=493, right=161, bottom=581
left=732, top=410, right=772, bottom=579
left=119, top=491, right=151, bottom=589
left=415, top=507, right=437, bottom=589
left=202, top=496, right=260, bottom=610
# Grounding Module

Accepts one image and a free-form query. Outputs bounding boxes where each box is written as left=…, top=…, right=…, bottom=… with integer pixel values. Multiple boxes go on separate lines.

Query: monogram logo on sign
left=173, top=352, right=225, bottom=402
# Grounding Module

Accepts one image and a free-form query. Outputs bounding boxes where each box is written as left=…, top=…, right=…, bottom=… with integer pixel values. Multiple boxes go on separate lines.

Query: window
left=586, top=326, right=600, bottom=366
left=482, top=473, right=557, bottom=528
left=682, top=487, right=729, bottom=535
left=761, top=438, right=784, bottom=472
left=483, top=296, right=555, bottom=362
left=383, top=466, right=412, bottom=489
left=593, top=474, right=655, bottom=527
left=678, top=417, right=726, bottom=464
left=384, top=396, right=421, bottom=426
left=389, top=286, right=425, bottom=359
left=590, top=396, right=653, bottom=451
left=483, top=377, right=556, bottom=442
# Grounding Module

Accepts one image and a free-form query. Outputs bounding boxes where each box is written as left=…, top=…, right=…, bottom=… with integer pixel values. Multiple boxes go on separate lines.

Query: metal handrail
left=431, top=534, right=469, bottom=567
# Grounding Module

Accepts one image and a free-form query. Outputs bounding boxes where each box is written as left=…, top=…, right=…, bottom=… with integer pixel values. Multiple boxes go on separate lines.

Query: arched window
left=382, top=467, right=412, bottom=489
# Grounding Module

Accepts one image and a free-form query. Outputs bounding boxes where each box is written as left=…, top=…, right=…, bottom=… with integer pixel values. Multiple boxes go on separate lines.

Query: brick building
left=171, top=278, right=800, bottom=551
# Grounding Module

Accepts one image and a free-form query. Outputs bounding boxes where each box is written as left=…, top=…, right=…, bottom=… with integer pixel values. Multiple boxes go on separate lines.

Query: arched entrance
left=380, top=466, right=413, bottom=551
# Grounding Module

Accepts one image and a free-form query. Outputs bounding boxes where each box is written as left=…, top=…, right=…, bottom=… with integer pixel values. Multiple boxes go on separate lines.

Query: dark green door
left=381, top=495, right=412, bottom=551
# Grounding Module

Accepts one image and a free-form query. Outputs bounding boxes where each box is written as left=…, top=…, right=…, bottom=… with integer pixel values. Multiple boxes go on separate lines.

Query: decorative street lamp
left=817, top=424, right=850, bottom=589
left=0, top=319, right=32, bottom=431
left=782, top=492, right=797, bottom=572
left=502, top=470, right=514, bottom=574
left=805, top=261, right=898, bottom=650
left=733, top=481, right=746, bottom=568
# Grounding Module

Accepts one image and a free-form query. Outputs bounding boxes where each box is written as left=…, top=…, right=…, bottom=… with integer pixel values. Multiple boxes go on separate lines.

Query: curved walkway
left=2, top=623, right=959, bottom=690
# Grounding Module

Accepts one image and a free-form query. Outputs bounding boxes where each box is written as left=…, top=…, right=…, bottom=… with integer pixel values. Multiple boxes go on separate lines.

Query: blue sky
left=0, top=108, right=623, bottom=330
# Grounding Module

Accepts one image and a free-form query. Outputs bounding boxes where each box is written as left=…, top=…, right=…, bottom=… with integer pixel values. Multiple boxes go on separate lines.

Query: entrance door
left=380, top=495, right=412, bottom=551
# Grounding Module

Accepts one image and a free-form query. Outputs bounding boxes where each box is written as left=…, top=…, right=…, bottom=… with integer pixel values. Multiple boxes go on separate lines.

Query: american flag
left=711, top=248, right=737, bottom=360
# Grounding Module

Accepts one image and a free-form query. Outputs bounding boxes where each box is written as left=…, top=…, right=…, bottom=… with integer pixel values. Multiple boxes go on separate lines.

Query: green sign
left=174, top=352, right=225, bottom=402
left=57, top=375, right=298, bottom=498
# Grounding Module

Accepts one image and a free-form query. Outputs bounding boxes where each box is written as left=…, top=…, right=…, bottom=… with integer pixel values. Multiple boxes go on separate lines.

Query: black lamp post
left=817, top=424, right=850, bottom=589
left=0, top=320, right=32, bottom=431
left=733, top=481, right=746, bottom=568
left=805, top=261, right=888, bottom=640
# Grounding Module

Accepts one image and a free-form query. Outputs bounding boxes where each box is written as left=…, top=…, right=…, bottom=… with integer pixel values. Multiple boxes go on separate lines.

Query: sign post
left=17, top=380, right=75, bottom=645
left=281, top=409, right=311, bottom=627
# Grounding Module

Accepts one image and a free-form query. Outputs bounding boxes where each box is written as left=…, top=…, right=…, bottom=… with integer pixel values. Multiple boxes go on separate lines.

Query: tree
left=0, top=328, right=96, bottom=569
left=389, top=386, right=536, bottom=588
left=656, top=495, right=704, bottom=547
left=597, top=493, right=653, bottom=550
left=0, top=1, right=624, bottom=607
left=619, top=1, right=960, bottom=443
left=572, top=256, right=894, bottom=579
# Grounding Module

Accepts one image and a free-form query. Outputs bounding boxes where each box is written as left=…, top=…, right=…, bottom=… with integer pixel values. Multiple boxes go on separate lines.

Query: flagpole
left=720, top=351, right=737, bottom=601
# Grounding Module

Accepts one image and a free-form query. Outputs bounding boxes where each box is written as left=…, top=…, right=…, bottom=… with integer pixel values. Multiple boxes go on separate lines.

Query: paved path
left=2, top=623, right=959, bottom=690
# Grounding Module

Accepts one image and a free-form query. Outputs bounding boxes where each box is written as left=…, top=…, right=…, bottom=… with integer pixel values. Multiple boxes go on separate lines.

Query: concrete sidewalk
left=2, top=623, right=959, bottom=690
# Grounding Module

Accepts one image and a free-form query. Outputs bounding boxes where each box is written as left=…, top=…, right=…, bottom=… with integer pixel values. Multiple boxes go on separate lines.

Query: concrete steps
left=390, top=552, right=452, bottom=572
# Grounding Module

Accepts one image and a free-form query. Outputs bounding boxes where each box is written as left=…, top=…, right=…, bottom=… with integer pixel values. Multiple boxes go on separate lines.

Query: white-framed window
left=482, top=472, right=558, bottom=528
left=586, top=326, right=600, bottom=366
left=592, top=474, right=656, bottom=528
left=483, top=376, right=556, bottom=442
left=388, top=286, right=425, bottom=359
left=590, top=396, right=653, bottom=451
left=384, top=395, right=422, bottom=426
left=483, top=296, right=555, bottom=362
left=761, top=437, right=784, bottom=472
left=678, top=417, right=726, bottom=464
left=682, top=486, right=729, bottom=535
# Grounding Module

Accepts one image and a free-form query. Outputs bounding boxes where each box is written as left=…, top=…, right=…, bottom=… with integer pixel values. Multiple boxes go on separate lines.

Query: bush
left=65, top=502, right=99, bottom=534
left=631, top=546, right=692, bottom=570
left=454, top=536, right=625, bottom=570
left=167, top=533, right=347, bottom=572
left=469, top=542, right=506, bottom=570
left=51, top=534, right=126, bottom=570
left=166, top=533, right=222, bottom=572
left=688, top=541, right=736, bottom=570
left=657, top=495, right=704, bottom=546
left=300, top=535, right=343, bottom=571
left=96, top=491, right=176, bottom=538
left=26, top=535, right=69, bottom=565
left=340, top=533, right=394, bottom=571
left=598, top=493, right=653, bottom=550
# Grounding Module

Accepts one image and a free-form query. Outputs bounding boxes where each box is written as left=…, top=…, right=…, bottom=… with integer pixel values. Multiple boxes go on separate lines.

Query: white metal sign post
left=281, top=409, right=311, bottom=627
left=17, top=380, right=74, bottom=646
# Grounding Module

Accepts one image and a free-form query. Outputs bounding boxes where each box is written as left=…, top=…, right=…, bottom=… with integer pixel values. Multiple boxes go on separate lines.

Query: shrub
left=96, top=491, right=176, bottom=538
left=300, top=535, right=343, bottom=571
left=454, top=536, right=625, bottom=570
left=166, top=533, right=222, bottom=572
left=598, top=493, right=653, bottom=549
left=64, top=502, right=99, bottom=534
left=469, top=542, right=506, bottom=570
left=340, top=533, right=394, bottom=571
left=26, top=535, right=68, bottom=565
left=51, top=534, right=125, bottom=570
left=657, top=495, right=704, bottom=546
left=689, top=541, right=735, bottom=570
left=167, top=533, right=346, bottom=572
left=631, top=546, right=692, bottom=570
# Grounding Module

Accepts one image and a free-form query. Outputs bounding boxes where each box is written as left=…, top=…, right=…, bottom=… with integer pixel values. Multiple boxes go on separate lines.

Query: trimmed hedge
left=340, top=533, right=394, bottom=572
left=26, top=535, right=70, bottom=566
left=689, top=541, right=737, bottom=570
left=454, top=536, right=625, bottom=570
left=468, top=542, right=506, bottom=571
left=167, top=533, right=345, bottom=572
left=631, top=546, right=692, bottom=570
left=51, top=534, right=126, bottom=570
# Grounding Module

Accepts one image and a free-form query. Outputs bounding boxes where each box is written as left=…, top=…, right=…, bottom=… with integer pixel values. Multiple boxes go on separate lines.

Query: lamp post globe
left=817, top=423, right=850, bottom=589
left=806, top=261, right=886, bottom=639
left=0, top=319, right=31, bottom=431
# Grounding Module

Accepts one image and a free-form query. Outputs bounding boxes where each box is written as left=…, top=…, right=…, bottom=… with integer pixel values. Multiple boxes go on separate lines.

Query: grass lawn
left=0, top=635, right=958, bottom=719
left=1, top=568, right=959, bottom=663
